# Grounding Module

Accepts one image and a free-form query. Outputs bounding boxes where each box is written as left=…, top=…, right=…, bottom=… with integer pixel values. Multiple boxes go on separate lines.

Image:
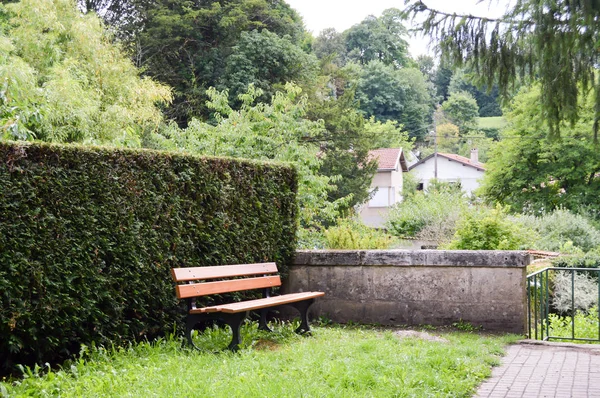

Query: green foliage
left=125, top=0, right=306, bottom=124
left=551, top=272, right=598, bottom=314
left=155, top=83, right=339, bottom=229
left=479, top=85, right=600, bottom=216
left=446, top=206, right=534, bottom=250
left=525, top=209, right=600, bottom=253
left=344, top=8, right=410, bottom=68
left=552, top=251, right=600, bottom=269
left=221, top=29, right=318, bottom=106
left=441, top=91, right=479, bottom=132
left=448, top=70, right=503, bottom=117
left=386, top=186, right=467, bottom=242
left=306, top=89, right=383, bottom=215
left=355, top=61, right=434, bottom=139
left=323, top=218, right=397, bottom=250
left=0, top=0, right=171, bottom=144
left=0, top=141, right=297, bottom=375
left=407, top=0, right=600, bottom=141
left=546, top=307, right=599, bottom=341
left=1, top=325, right=519, bottom=397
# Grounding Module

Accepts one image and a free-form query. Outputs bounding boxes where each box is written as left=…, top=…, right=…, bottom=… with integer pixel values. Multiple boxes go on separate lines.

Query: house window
left=369, top=187, right=393, bottom=207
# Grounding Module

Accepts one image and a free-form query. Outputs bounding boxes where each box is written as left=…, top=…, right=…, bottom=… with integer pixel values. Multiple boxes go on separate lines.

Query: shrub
left=552, top=271, right=599, bottom=313
left=0, top=141, right=297, bottom=375
left=386, top=188, right=466, bottom=243
left=552, top=250, right=600, bottom=268
left=547, top=306, right=599, bottom=340
left=446, top=206, right=535, bottom=250
left=526, top=209, right=600, bottom=253
left=323, top=218, right=396, bottom=250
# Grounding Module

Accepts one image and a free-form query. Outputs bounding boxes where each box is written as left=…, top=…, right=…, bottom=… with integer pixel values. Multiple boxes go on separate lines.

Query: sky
left=284, top=0, right=513, bottom=57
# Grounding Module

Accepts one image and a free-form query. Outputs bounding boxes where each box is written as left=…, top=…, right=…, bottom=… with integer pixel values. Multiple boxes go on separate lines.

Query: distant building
left=408, top=149, right=485, bottom=195
left=358, top=148, right=408, bottom=228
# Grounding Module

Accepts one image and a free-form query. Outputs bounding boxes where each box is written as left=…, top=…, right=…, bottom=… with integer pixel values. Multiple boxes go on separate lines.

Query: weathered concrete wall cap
left=295, top=250, right=531, bottom=268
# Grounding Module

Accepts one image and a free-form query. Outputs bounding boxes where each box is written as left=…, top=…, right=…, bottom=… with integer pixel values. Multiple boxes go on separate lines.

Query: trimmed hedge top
left=0, top=141, right=298, bottom=374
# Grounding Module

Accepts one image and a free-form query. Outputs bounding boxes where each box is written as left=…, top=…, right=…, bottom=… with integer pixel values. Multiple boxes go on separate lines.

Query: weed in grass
left=452, top=320, right=482, bottom=332
left=1, top=323, right=520, bottom=398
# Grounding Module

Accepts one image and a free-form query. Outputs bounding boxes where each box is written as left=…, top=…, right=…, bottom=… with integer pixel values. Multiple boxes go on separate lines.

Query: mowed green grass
left=477, top=116, right=507, bottom=129
left=2, top=323, right=519, bottom=398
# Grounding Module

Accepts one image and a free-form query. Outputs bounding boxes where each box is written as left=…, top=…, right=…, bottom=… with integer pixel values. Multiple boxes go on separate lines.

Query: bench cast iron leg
left=290, top=299, right=315, bottom=334
left=222, top=312, right=248, bottom=351
left=258, top=309, right=272, bottom=332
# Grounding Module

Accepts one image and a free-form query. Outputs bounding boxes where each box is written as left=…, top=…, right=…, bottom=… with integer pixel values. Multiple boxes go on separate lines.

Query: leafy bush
left=552, top=271, right=599, bottom=313
left=546, top=306, right=599, bottom=340
left=526, top=209, right=600, bottom=253
left=386, top=187, right=466, bottom=243
left=323, top=218, right=396, bottom=249
left=0, top=141, right=297, bottom=375
left=552, top=250, right=600, bottom=268
left=446, top=206, right=535, bottom=250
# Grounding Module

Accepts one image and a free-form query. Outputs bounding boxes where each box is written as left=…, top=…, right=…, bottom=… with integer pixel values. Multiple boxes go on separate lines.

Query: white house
left=358, top=148, right=408, bottom=228
left=408, top=149, right=485, bottom=195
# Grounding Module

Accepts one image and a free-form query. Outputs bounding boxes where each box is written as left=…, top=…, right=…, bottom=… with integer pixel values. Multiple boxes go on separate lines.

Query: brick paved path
left=476, top=341, right=600, bottom=398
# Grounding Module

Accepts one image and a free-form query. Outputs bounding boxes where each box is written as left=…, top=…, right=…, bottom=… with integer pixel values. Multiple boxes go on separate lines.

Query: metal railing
left=527, top=267, right=600, bottom=342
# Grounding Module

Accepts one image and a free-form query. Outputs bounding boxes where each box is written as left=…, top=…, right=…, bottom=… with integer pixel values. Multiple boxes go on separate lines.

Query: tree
left=221, top=30, right=318, bottom=106
left=125, top=0, right=307, bottom=125
left=0, top=0, right=171, bottom=145
left=406, top=0, right=600, bottom=141
left=313, top=28, right=346, bottom=65
left=441, top=91, right=479, bottom=132
left=479, top=85, right=600, bottom=216
left=448, top=70, right=502, bottom=117
left=354, top=61, right=434, bottom=139
left=344, top=8, right=411, bottom=68
left=306, top=88, right=379, bottom=217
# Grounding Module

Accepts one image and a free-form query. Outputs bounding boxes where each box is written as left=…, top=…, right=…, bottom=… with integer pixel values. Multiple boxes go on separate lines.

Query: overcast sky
left=284, top=0, right=513, bottom=57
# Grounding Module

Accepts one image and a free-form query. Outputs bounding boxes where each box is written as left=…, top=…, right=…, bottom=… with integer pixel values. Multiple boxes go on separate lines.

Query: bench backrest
left=171, top=262, right=281, bottom=299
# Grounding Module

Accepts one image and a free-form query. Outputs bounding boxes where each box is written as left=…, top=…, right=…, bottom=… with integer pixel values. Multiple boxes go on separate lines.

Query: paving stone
left=475, top=342, right=600, bottom=398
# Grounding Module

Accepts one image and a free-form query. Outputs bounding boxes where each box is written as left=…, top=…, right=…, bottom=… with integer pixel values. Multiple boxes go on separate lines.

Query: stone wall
left=284, top=250, right=531, bottom=333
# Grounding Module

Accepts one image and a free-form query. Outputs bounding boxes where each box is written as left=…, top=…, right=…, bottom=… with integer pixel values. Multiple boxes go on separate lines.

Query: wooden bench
left=171, top=262, right=324, bottom=350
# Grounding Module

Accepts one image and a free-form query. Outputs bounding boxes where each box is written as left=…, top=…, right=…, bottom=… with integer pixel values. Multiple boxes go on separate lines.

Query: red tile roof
left=438, top=153, right=485, bottom=170
left=368, top=148, right=406, bottom=171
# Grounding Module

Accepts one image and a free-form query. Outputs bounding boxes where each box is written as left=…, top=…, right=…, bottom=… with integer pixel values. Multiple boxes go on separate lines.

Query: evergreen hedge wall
left=0, top=142, right=298, bottom=374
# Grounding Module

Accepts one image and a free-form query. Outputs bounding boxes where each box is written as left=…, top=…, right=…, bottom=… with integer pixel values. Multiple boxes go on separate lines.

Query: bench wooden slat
left=188, top=292, right=325, bottom=314
left=176, top=275, right=281, bottom=299
left=171, top=263, right=278, bottom=282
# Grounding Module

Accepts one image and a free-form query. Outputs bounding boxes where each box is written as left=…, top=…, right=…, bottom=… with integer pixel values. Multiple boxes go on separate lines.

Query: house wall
left=411, top=156, right=484, bottom=194
left=284, top=250, right=530, bottom=333
left=359, top=169, right=403, bottom=228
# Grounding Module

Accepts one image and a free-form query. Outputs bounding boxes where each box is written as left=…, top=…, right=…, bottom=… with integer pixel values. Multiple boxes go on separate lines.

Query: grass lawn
left=1, top=322, right=519, bottom=398
left=477, top=117, right=508, bottom=129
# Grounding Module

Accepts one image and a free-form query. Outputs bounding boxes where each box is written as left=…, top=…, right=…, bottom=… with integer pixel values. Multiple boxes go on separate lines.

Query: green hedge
left=0, top=142, right=297, bottom=374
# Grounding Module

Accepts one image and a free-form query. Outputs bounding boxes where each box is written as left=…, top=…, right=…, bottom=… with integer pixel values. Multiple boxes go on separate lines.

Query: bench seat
left=190, top=291, right=325, bottom=314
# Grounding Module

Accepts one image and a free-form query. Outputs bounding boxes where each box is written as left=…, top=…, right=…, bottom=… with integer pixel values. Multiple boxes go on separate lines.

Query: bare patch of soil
left=394, top=330, right=449, bottom=343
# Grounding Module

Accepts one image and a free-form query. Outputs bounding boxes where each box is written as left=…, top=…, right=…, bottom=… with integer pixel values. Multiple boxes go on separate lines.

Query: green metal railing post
left=533, top=275, right=538, bottom=340
left=571, top=269, right=575, bottom=340
left=545, top=269, right=550, bottom=340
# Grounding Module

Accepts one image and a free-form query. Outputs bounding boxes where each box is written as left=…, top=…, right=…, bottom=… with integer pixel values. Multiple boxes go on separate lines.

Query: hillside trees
left=119, top=0, right=309, bottom=125
left=0, top=0, right=171, bottom=144
left=354, top=61, right=434, bottom=139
